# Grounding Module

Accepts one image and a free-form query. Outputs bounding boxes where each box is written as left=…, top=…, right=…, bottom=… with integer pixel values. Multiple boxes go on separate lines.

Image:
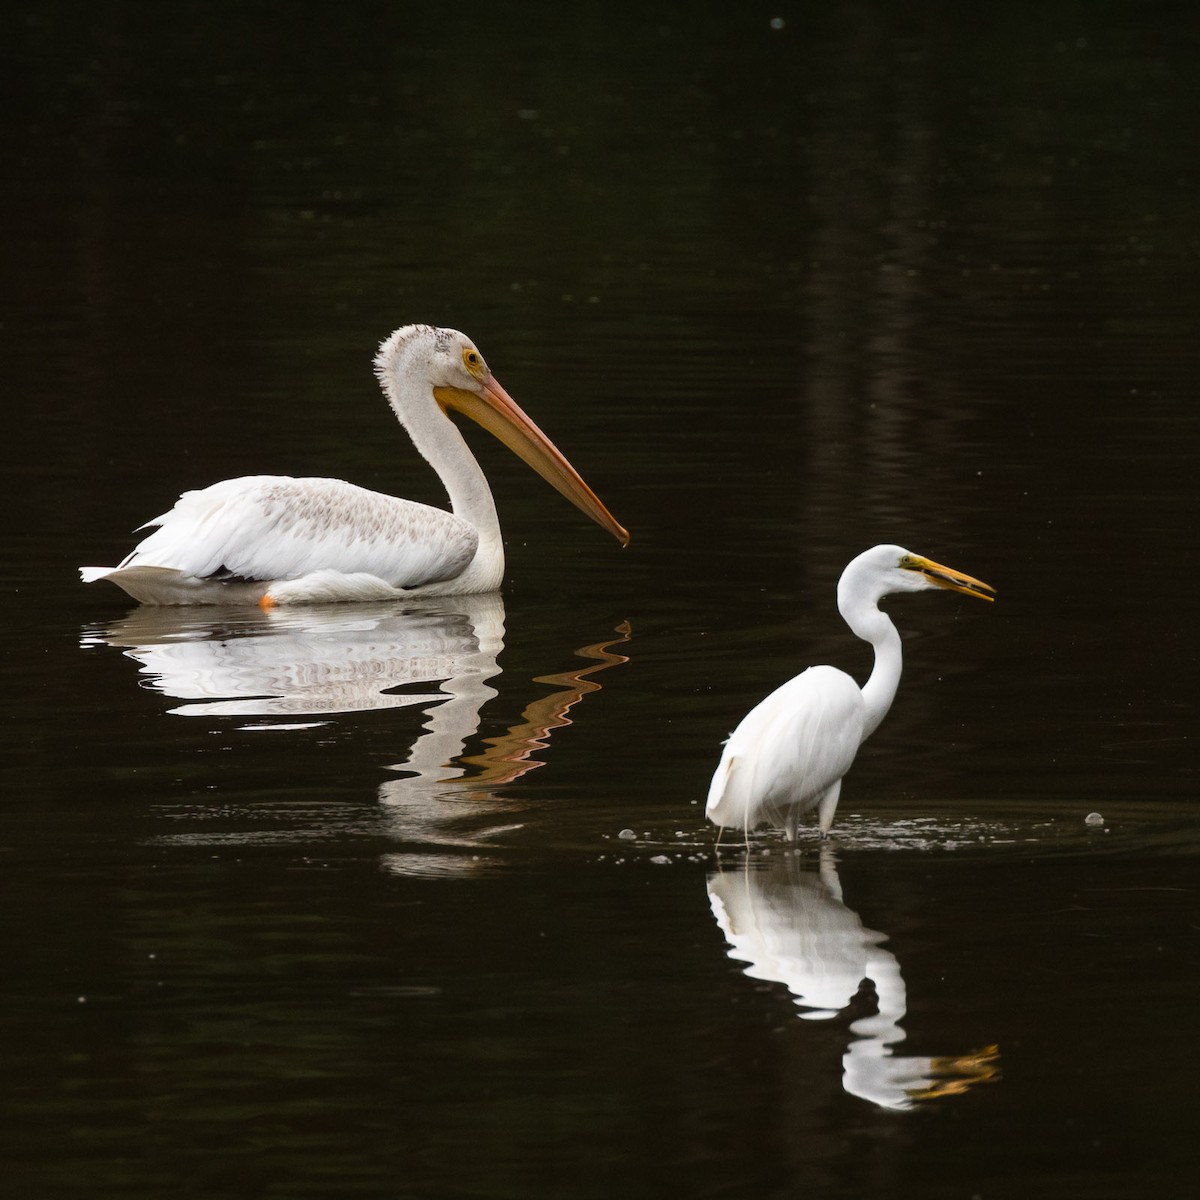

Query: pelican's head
left=373, top=324, right=496, bottom=398
left=374, top=324, right=629, bottom=546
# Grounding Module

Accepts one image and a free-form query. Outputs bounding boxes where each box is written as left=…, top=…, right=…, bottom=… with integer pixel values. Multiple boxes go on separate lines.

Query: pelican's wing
left=119, top=476, right=478, bottom=588
left=707, top=666, right=864, bottom=831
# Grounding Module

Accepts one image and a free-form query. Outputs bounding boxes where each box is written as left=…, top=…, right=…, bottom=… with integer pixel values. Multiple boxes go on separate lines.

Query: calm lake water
left=4, top=3, right=1198, bottom=1197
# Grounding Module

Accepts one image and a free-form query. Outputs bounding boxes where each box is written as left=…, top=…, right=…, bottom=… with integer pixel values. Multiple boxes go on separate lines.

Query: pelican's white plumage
left=707, top=544, right=995, bottom=842
left=81, top=324, right=628, bottom=606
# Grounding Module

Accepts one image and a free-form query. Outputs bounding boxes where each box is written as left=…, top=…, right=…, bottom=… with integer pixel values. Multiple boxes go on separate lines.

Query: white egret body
left=706, top=544, right=994, bottom=841
left=81, top=324, right=628, bottom=606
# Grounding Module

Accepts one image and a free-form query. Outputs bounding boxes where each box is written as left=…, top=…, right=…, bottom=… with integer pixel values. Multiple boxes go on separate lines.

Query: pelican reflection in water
left=708, top=852, right=999, bottom=1110
left=82, top=596, right=631, bottom=866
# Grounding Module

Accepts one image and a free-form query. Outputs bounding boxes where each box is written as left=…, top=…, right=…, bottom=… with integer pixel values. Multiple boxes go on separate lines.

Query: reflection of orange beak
left=905, top=555, right=996, bottom=602
left=433, top=376, right=630, bottom=546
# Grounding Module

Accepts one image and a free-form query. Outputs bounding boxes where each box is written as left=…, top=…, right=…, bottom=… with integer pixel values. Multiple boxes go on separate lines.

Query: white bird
left=706, top=544, right=995, bottom=842
left=80, top=324, right=629, bottom=606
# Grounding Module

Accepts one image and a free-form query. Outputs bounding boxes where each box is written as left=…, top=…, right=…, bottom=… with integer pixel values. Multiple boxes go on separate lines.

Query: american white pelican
left=80, top=324, right=629, bottom=606
left=707, top=544, right=995, bottom=842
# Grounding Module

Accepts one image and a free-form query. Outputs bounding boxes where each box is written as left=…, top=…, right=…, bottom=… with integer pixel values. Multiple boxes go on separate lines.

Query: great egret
left=706, top=544, right=995, bottom=841
left=80, top=324, right=628, bottom=606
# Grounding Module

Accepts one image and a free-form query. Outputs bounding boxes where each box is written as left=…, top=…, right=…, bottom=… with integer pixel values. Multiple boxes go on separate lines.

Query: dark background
left=2, top=2, right=1197, bottom=1196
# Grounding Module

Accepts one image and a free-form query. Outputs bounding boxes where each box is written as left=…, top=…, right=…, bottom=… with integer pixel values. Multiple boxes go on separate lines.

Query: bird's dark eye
left=461, top=346, right=487, bottom=374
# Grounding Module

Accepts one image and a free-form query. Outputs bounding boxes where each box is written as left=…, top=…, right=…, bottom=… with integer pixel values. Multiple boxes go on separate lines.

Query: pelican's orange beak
left=434, top=375, right=630, bottom=547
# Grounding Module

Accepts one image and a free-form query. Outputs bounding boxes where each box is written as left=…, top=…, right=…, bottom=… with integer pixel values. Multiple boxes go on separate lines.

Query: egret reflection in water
left=708, top=851, right=999, bottom=1110
left=81, top=597, right=632, bottom=867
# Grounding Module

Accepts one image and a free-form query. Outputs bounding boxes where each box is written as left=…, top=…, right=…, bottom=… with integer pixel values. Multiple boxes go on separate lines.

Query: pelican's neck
left=378, top=344, right=503, bottom=571
left=839, top=592, right=903, bottom=742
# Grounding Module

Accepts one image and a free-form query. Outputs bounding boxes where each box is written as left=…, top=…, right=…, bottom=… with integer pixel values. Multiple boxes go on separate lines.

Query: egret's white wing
left=707, top=666, right=864, bottom=832
left=120, top=476, right=478, bottom=588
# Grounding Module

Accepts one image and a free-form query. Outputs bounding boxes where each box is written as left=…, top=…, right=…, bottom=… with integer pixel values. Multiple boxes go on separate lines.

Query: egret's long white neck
left=376, top=333, right=503, bottom=551
left=838, top=587, right=903, bottom=742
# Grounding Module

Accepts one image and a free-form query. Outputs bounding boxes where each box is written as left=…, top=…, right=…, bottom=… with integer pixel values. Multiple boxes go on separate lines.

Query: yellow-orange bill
left=434, top=377, right=630, bottom=546
left=902, top=555, right=996, bottom=601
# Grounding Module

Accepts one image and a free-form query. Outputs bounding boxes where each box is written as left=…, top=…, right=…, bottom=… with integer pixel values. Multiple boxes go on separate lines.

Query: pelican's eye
left=462, top=347, right=486, bottom=377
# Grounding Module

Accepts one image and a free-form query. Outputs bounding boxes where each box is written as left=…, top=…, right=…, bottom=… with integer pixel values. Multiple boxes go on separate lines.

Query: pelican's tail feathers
left=78, top=564, right=262, bottom=606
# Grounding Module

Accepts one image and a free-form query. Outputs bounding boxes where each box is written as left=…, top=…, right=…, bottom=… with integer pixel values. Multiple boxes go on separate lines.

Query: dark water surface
left=4, top=3, right=1198, bottom=1197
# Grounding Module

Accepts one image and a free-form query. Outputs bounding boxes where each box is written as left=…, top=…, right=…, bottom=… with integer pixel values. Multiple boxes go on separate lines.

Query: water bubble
left=618, top=828, right=637, bottom=841
left=1085, top=812, right=1104, bottom=826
